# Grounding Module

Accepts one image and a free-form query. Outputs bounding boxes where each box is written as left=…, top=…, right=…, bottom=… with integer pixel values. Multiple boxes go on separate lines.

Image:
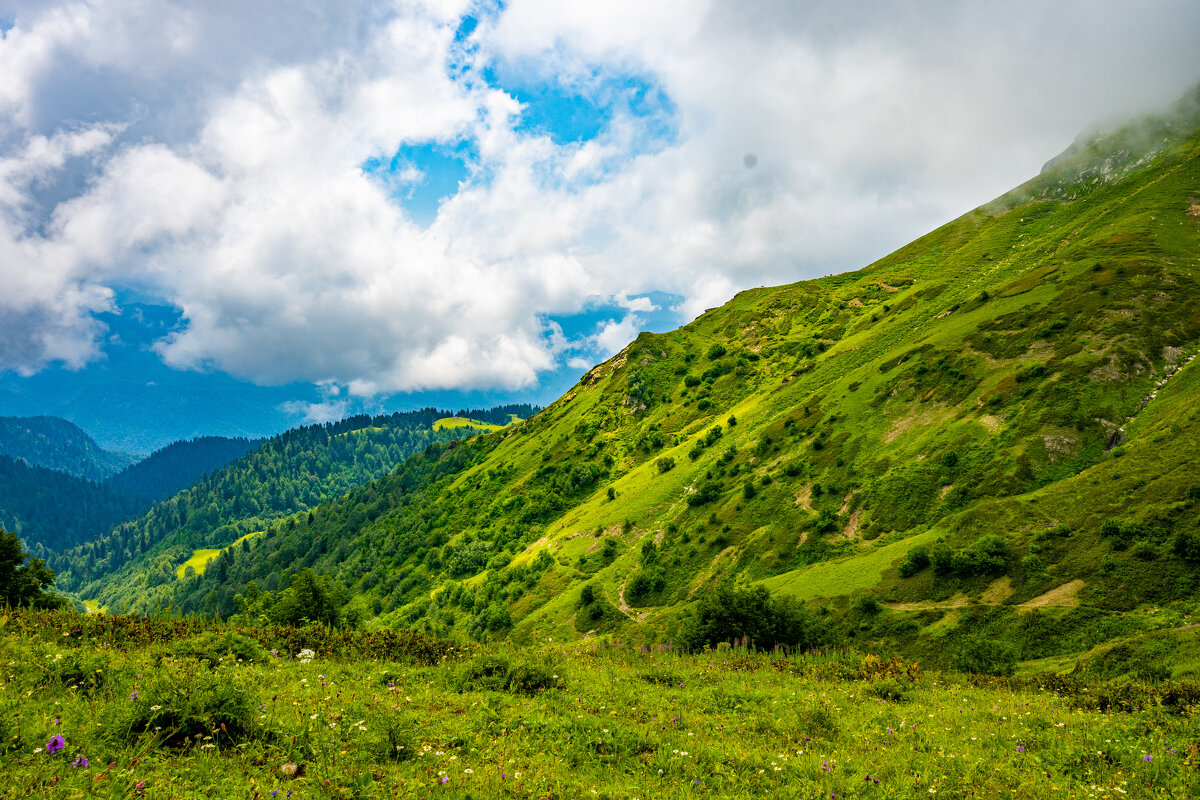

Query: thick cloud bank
left=1, top=0, right=1198, bottom=393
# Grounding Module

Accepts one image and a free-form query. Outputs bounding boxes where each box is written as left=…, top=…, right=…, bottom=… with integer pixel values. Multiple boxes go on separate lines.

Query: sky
left=1, top=0, right=1199, bottom=450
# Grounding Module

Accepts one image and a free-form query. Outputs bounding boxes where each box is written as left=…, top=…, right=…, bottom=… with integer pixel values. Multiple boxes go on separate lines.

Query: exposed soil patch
left=795, top=483, right=814, bottom=510
left=1020, top=579, right=1085, bottom=609
left=841, top=510, right=861, bottom=540
left=981, top=576, right=1014, bottom=605
left=886, top=594, right=972, bottom=611
left=885, top=407, right=949, bottom=444
left=978, top=415, right=1002, bottom=433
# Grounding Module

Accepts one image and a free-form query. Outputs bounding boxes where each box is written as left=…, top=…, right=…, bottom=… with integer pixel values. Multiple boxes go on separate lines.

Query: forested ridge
left=0, top=455, right=149, bottom=555
left=105, top=436, right=264, bottom=501
left=52, top=408, right=528, bottom=606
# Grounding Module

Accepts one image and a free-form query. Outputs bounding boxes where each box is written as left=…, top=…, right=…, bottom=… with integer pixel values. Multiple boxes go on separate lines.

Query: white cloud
left=1, top=0, right=1198, bottom=389
left=278, top=399, right=349, bottom=425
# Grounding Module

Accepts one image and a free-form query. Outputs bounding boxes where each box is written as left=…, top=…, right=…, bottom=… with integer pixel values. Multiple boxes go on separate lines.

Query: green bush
left=898, top=544, right=930, bottom=577
left=167, top=631, right=269, bottom=668
left=109, top=664, right=263, bottom=746
left=50, top=649, right=110, bottom=694
left=952, top=636, right=1017, bottom=676
left=680, top=582, right=819, bottom=650
left=687, top=481, right=722, bottom=506
left=455, top=653, right=562, bottom=695
left=867, top=677, right=910, bottom=703
left=368, top=710, right=418, bottom=761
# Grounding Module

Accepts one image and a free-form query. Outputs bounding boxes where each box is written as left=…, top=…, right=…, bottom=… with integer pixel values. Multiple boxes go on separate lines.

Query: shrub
left=952, top=535, right=1008, bottom=576
left=656, top=456, right=675, bottom=473
left=455, top=653, right=562, bottom=695
left=1172, top=529, right=1200, bottom=565
left=952, top=636, right=1017, bottom=676
left=898, top=544, right=930, bottom=577
left=680, top=582, right=818, bottom=650
left=867, top=677, right=910, bottom=703
left=688, top=481, right=722, bottom=506
left=109, top=664, right=263, bottom=747
left=368, top=710, right=417, bottom=761
left=855, top=594, right=883, bottom=615
left=50, top=650, right=110, bottom=694
left=707, top=343, right=727, bottom=359
left=167, top=632, right=269, bottom=668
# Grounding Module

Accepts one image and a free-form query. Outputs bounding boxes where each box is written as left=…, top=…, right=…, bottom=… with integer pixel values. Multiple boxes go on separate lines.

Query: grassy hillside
left=79, top=93, right=1200, bottom=671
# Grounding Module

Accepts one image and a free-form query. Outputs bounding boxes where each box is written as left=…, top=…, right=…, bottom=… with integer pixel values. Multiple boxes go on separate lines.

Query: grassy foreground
left=2, top=609, right=1198, bottom=799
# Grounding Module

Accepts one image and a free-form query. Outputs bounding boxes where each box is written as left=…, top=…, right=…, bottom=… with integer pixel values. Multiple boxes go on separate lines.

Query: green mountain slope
left=87, top=92, right=1200, bottom=668
left=54, top=408, right=523, bottom=613
left=0, top=416, right=138, bottom=480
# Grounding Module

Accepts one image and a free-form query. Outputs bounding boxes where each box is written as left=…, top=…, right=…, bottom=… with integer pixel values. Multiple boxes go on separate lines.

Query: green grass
left=762, top=529, right=941, bottom=600
left=175, top=532, right=263, bottom=579
left=433, top=417, right=504, bottom=432
left=4, top=607, right=1200, bottom=799
left=80, top=598, right=106, bottom=615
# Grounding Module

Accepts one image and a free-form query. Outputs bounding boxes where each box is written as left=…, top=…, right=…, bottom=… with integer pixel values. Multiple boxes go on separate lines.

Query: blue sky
left=1, top=0, right=1198, bottom=450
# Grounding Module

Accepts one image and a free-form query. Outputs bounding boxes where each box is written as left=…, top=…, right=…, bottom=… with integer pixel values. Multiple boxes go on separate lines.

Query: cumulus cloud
left=1, top=0, right=1198, bottom=390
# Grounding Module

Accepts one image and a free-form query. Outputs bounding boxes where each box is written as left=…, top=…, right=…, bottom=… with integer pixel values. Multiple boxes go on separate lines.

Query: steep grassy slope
left=91, top=98, right=1200, bottom=667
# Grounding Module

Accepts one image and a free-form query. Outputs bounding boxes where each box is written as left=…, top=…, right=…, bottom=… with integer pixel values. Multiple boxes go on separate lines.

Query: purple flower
left=1016, top=746, right=1025, bottom=753
left=1144, top=755, right=1153, bottom=762
left=46, top=735, right=65, bottom=755
left=70, top=754, right=88, bottom=768
left=130, top=691, right=138, bottom=701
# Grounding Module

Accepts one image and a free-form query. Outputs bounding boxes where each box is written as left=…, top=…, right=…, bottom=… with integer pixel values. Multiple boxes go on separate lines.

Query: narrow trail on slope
left=1108, top=351, right=1196, bottom=449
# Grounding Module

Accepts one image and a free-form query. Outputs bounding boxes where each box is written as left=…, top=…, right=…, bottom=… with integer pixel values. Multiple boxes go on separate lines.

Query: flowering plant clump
left=297, top=649, right=316, bottom=664
left=45, top=735, right=65, bottom=756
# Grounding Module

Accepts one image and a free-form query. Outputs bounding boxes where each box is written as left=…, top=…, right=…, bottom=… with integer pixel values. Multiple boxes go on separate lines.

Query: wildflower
left=1017, top=746, right=1025, bottom=753
left=136, top=781, right=146, bottom=790
left=130, top=691, right=138, bottom=701
left=1143, top=755, right=1153, bottom=762
left=71, top=754, right=88, bottom=768
left=46, top=735, right=66, bottom=755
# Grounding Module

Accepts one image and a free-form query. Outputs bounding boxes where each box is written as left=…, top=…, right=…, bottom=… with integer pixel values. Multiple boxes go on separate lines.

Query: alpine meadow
left=6, top=42, right=1200, bottom=800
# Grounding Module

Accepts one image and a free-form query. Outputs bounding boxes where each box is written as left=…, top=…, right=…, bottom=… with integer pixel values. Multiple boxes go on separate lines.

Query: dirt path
left=886, top=578, right=1082, bottom=612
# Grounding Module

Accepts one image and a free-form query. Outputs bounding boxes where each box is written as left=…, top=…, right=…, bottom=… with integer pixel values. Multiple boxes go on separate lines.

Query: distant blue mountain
left=0, top=415, right=136, bottom=480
